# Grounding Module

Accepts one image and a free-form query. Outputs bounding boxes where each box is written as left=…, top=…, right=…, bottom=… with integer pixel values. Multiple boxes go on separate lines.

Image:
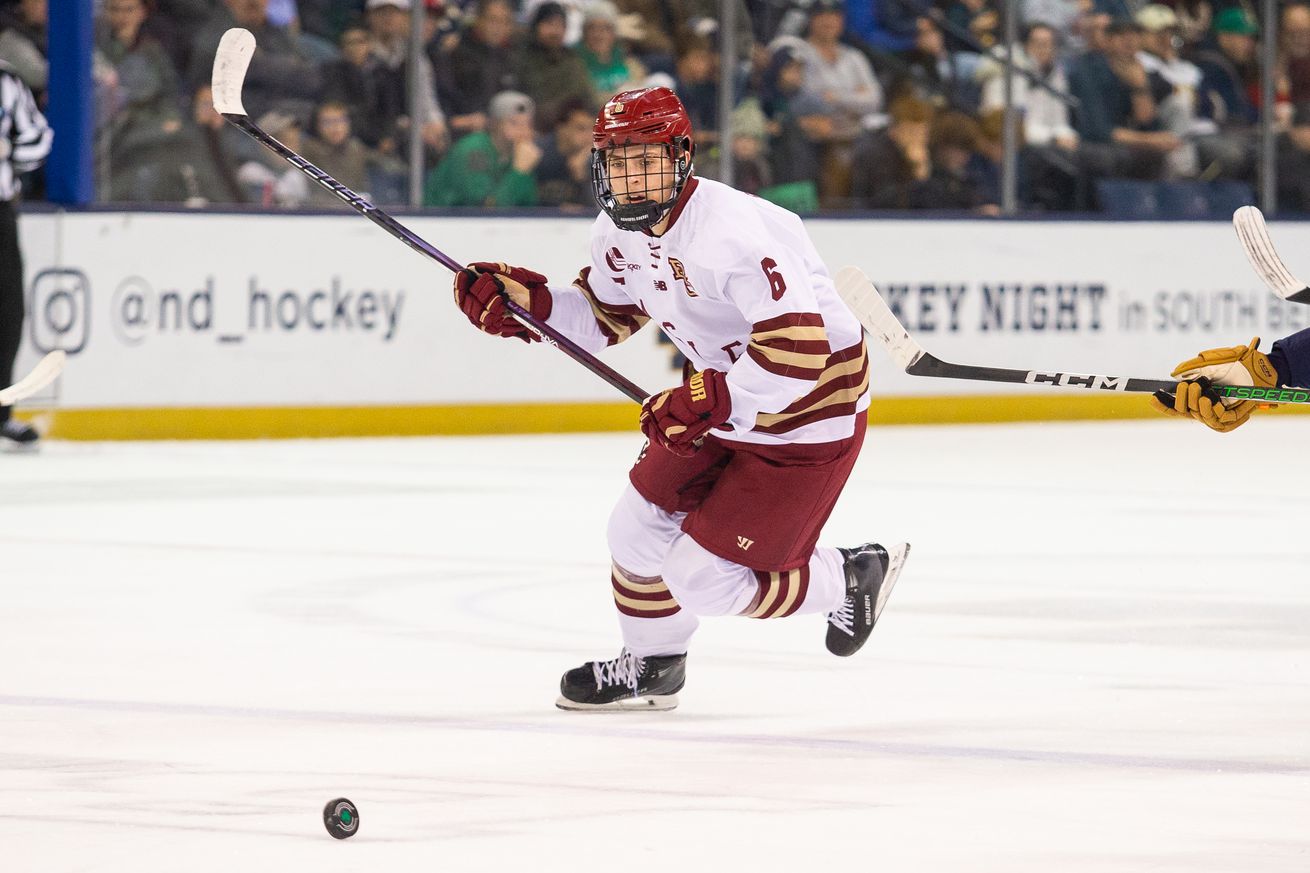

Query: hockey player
left=451, top=87, right=910, bottom=711
left=1150, top=327, right=1310, bottom=431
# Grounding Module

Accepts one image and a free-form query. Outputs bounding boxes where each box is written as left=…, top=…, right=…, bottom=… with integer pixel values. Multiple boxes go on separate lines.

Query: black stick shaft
left=909, top=353, right=1310, bottom=403
left=222, top=113, right=650, bottom=404
left=910, top=353, right=1176, bottom=393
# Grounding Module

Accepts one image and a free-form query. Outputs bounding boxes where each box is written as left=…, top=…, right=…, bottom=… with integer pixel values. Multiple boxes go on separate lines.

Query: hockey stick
left=834, top=266, right=1310, bottom=404
left=210, top=28, right=649, bottom=403
left=0, top=350, right=66, bottom=407
left=1233, top=206, right=1310, bottom=304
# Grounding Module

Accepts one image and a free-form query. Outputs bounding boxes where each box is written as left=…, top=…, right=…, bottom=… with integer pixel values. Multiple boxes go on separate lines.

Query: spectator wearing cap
left=189, top=0, right=321, bottom=121
left=1194, top=8, right=1260, bottom=128
left=516, top=2, right=595, bottom=131
left=1137, top=5, right=1202, bottom=98
left=1137, top=4, right=1228, bottom=178
left=1068, top=19, right=1181, bottom=181
left=434, top=0, right=520, bottom=140
left=423, top=90, right=541, bottom=206
left=577, top=1, right=644, bottom=95
left=366, top=0, right=449, bottom=153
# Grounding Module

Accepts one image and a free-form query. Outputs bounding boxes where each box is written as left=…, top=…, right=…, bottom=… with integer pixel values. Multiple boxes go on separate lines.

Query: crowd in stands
left=4, top=0, right=1310, bottom=213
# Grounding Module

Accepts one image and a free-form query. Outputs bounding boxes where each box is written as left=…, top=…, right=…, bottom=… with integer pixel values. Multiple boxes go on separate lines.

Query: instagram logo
left=28, top=268, right=90, bottom=354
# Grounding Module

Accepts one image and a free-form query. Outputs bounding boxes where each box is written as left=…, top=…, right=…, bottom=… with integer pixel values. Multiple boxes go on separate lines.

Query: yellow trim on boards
left=15, top=395, right=1310, bottom=441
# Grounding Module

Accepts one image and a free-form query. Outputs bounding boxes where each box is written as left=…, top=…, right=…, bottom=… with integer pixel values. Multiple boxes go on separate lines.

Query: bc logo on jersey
left=669, top=258, right=698, bottom=298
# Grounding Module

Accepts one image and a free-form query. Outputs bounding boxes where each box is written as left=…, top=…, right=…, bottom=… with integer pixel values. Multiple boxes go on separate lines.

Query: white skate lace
left=827, top=598, right=856, bottom=637
left=592, top=650, right=646, bottom=691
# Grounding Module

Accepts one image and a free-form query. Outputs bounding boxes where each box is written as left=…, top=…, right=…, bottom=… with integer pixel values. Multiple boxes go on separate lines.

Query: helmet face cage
left=591, top=138, right=693, bottom=232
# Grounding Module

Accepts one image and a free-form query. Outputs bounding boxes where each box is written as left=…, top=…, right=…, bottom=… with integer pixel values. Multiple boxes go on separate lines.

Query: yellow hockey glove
left=1150, top=338, right=1278, bottom=433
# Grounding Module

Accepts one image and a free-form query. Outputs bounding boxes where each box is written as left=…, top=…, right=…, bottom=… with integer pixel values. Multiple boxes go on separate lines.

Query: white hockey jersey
left=546, top=177, right=870, bottom=446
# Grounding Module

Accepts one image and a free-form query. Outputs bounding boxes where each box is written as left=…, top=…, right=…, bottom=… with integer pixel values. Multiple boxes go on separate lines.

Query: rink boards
left=12, top=210, right=1310, bottom=438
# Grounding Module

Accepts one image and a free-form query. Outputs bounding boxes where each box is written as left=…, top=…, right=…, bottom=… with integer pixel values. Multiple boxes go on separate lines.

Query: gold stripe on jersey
left=747, top=313, right=832, bottom=380
left=574, top=266, right=650, bottom=346
left=611, top=563, right=681, bottom=618
left=753, top=341, right=870, bottom=435
left=750, top=325, right=830, bottom=344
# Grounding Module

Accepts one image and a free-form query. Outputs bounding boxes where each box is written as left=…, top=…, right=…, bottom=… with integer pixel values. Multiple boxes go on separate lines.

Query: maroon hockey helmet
left=591, top=87, right=696, bottom=232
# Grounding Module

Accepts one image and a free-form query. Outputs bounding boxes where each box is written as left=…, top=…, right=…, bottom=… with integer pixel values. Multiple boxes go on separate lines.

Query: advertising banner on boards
left=15, top=212, right=1310, bottom=409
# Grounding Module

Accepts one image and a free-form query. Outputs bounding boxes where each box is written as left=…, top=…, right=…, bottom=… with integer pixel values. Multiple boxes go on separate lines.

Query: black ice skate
left=0, top=419, right=39, bottom=447
left=826, top=542, right=911, bottom=657
left=556, top=649, right=686, bottom=712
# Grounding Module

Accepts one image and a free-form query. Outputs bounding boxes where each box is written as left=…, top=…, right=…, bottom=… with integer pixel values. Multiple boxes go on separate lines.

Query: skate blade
left=555, top=694, right=679, bottom=712
left=873, top=542, right=911, bottom=625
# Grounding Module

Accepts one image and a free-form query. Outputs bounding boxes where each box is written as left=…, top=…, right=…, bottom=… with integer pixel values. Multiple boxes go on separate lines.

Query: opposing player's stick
left=1233, top=206, right=1310, bottom=304
left=210, top=28, right=648, bottom=403
left=835, top=266, right=1310, bottom=404
left=0, top=350, right=66, bottom=407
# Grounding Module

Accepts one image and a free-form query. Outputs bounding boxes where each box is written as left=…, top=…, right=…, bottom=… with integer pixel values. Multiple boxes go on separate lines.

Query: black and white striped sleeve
left=0, top=67, right=52, bottom=197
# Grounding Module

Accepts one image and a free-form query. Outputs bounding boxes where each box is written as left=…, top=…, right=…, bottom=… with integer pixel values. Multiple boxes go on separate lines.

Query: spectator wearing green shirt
left=577, top=2, right=643, bottom=96
left=423, top=91, right=542, bottom=207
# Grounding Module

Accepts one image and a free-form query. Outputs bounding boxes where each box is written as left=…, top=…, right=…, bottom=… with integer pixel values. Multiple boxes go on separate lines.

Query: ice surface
left=2, top=419, right=1308, bottom=872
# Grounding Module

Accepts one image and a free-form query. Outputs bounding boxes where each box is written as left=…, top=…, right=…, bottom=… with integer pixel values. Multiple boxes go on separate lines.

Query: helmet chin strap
left=607, top=195, right=674, bottom=231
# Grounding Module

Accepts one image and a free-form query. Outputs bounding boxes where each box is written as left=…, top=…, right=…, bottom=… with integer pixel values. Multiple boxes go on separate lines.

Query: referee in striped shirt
left=1, top=62, right=52, bottom=445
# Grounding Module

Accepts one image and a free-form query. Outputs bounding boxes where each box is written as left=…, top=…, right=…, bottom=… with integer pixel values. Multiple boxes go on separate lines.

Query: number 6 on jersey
left=761, top=258, right=787, bottom=300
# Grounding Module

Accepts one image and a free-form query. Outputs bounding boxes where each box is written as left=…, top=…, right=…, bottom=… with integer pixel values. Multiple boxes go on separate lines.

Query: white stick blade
left=0, top=350, right=66, bottom=406
left=212, top=28, right=255, bottom=116
left=1233, top=205, right=1303, bottom=298
left=834, top=265, right=924, bottom=371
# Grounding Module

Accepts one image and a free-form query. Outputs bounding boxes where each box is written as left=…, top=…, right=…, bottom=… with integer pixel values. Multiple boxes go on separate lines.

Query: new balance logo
left=737, top=536, right=754, bottom=551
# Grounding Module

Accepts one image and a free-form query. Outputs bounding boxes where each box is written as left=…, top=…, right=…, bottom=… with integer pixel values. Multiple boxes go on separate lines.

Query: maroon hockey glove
left=452, top=262, right=553, bottom=343
left=640, top=369, right=733, bottom=457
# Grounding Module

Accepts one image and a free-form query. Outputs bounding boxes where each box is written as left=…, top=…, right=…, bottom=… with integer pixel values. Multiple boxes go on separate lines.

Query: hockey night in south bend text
left=882, top=282, right=1310, bottom=335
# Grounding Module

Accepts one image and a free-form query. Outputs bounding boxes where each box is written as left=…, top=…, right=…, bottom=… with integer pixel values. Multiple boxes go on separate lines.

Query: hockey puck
left=322, top=797, right=359, bottom=839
